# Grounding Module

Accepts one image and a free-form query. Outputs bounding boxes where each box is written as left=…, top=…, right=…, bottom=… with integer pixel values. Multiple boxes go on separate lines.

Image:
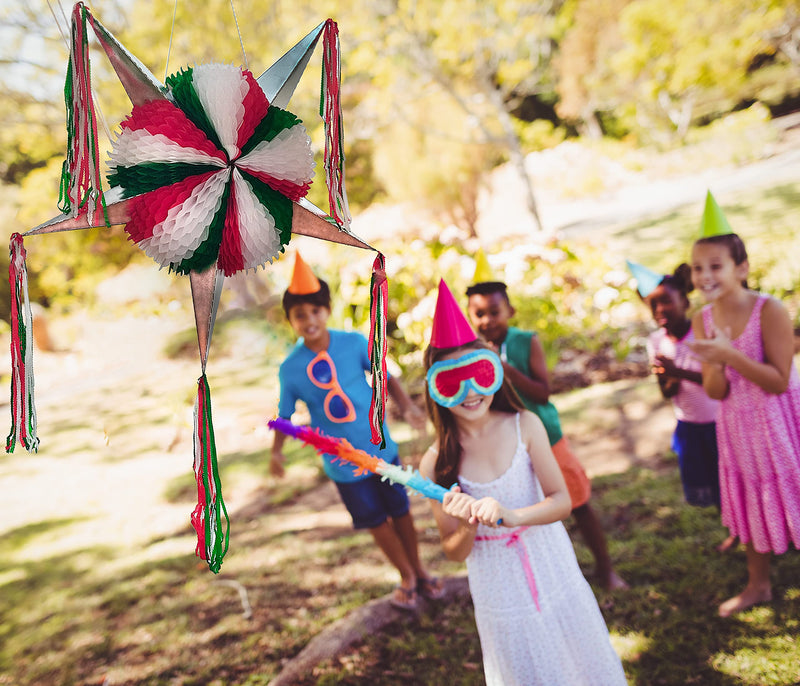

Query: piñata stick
left=268, top=417, right=451, bottom=502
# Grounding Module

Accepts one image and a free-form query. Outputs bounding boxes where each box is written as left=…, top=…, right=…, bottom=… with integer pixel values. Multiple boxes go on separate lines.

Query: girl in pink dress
left=688, top=232, right=800, bottom=617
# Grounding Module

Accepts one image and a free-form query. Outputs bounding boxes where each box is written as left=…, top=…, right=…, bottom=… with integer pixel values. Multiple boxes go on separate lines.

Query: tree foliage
left=556, top=0, right=800, bottom=142
left=2, top=0, right=800, bottom=311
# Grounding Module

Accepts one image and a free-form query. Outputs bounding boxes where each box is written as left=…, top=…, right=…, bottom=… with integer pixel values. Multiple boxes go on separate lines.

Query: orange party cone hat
left=288, top=252, right=322, bottom=294
left=430, top=279, right=477, bottom=348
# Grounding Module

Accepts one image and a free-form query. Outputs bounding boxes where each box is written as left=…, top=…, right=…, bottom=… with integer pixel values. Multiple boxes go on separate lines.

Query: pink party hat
left=430, top=279, right=478, bottom=348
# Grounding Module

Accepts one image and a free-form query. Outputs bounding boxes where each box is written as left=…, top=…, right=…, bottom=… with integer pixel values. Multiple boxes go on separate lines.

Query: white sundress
left=459, top=414, right=627, bottom=686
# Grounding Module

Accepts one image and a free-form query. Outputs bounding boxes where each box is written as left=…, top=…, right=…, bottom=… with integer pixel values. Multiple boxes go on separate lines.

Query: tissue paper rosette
left=107, top=63, right=315, bottom=276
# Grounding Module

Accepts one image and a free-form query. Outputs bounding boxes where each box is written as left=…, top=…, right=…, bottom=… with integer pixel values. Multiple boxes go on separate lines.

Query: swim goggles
left=426, top=349, right=503, bottom=408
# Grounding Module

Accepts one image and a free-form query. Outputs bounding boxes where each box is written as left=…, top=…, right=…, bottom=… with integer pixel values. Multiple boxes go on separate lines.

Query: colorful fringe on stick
left=320, top=19, right=351, bottom=230
left=6, top=234, right=38, bottom=453
left=191, top=374, right=229, bottom=573
left=368, top=253, right=388, bottom=447
left=59, top=2, right=107, bottom=225
left=269, top=417, right=451, bottom=502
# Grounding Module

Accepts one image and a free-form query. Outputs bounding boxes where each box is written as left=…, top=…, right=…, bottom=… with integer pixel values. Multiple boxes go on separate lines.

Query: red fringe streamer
left=59, top=2, right=106, bottom=223
left=368, top=253, right=389, bottom=447
left=191, top=374, right=229, bottom=573
left=321, top=19, right=351, bottom=229
left=6, top=234, right=38, bottom=453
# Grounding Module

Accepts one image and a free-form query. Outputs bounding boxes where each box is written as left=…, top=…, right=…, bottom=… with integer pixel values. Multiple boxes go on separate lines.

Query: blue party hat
left=626, top=260, right=664, bottom=298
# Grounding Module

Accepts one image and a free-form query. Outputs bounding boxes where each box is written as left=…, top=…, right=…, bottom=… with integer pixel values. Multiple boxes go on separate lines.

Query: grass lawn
left=2, top=368, right=800, bottom=685
left=302, top=454, right=800, bottom=686
left=1, top=171, right=799, bottom=684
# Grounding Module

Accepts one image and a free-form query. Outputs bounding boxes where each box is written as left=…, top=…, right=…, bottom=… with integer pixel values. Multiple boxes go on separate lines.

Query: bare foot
left=718, top=585, right=772, bottom=617
left=716, top=534, right=738, bottom=553
left=599, top=570, right=630, bottom=591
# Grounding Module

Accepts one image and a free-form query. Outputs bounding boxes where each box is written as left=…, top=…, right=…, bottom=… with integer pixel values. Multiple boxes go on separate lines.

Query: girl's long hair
left=424, top=339, right=524, bottom=488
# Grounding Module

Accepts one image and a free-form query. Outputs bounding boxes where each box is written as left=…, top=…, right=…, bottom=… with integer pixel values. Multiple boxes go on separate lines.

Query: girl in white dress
left=419, top=280, right=627, bottom=686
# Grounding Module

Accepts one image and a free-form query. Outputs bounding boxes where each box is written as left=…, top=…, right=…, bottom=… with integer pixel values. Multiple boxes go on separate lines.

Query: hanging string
left=49, top=1, right=113, bottom=170
left=320, top=20, right=351, bottom=230
left=46, top=0, right=69, bottom=45
left=164, top=0, right=178, bottom=81
left=229, top=0, right=248, bottom=70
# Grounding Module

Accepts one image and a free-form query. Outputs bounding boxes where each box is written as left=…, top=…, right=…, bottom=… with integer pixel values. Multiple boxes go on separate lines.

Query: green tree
left=554, top=0, right=634, bottom=138
left=344, top=0, right=567, bottom=234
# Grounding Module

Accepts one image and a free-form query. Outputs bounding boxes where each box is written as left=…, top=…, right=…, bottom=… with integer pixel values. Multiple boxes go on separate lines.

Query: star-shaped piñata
left=6, top=2, right=389, bottom=573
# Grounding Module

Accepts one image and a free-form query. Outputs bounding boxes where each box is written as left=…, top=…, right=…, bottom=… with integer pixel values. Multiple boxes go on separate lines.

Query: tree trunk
left=484, top=78, right=545, bottom=234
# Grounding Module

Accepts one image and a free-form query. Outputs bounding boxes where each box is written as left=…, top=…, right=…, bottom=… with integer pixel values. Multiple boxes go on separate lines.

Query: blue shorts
left=672, top=420, right=720, bottom=508
left=334, top=455, right=410, bottom=529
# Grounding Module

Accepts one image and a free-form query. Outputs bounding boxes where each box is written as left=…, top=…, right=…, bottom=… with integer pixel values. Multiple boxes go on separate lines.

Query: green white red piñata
left=107, top=63, right=315, bottom=276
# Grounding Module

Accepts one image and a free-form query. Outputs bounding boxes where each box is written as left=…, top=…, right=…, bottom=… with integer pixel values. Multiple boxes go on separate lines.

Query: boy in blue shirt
left=270, top=253, right=442, bottom=610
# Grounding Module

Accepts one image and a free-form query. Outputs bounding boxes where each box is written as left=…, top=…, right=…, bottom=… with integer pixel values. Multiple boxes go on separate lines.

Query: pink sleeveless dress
left=702, top=295, right=800, bottom=554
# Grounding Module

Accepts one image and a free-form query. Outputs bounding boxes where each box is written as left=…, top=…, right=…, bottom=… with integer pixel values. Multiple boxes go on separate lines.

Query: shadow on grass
left=0, top=543, right=116, bottom=681
left=296, top=464, right=800, bottom=686
left=4, top=435, right=799, bottom=685
left=0, top=517, right=90, bottom=552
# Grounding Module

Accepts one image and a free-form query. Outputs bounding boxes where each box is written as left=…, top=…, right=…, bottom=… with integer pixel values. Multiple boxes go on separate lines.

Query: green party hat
left=699, top=191, right=733, bottom=238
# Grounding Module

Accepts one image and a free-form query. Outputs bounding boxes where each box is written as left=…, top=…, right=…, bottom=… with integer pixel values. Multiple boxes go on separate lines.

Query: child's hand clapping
left=688, top=323, right=734, bottom=366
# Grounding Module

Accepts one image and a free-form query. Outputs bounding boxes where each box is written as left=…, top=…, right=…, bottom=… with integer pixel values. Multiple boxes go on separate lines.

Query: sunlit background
left=1, top=1, right=799, bottom=684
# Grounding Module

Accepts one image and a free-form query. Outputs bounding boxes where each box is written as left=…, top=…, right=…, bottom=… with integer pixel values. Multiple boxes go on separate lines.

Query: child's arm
left=469, top=412, right=571, bottom=528
left=501, top=334, right=550, bottom=404
left=387, top=375, right=427, bottom=431
left=691, top=299, right=795, bottom=396
left=655, top=372, right=681, bottom=399
left=270, top=430, right=287, bottom=478
left=654, top=355, right=703, bottom=385
left=648, top=337, right=680, bottom=398
left=690, top=311, right=729, bottom=399
left=420, top=445, right=479, bottom=562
